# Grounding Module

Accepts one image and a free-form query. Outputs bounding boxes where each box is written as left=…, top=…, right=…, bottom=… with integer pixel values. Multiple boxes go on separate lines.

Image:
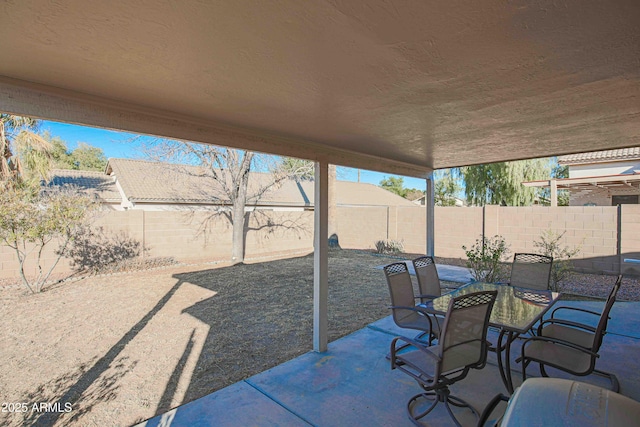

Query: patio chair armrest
left=388, top=305, right=432, bottom=314
left=520, top=336, right=600, bottom=359
left=537, top=318, right=597, bottom=335
left=390, top=335, right=441, bottom=368
left=551, top=305, right=600, bottom=319
left=388, top=305, right=438, bottom=329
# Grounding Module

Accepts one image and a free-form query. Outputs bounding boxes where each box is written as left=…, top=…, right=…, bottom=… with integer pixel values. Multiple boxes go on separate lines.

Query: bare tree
left=277, top=157, right=314, bottom=180
left=142, top=139, right=288, bottom=264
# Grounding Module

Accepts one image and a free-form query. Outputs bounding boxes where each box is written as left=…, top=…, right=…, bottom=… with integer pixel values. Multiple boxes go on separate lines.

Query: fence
left=1, top=204, right=639, bottom=280
left=337, top=204, right=639, bottom=275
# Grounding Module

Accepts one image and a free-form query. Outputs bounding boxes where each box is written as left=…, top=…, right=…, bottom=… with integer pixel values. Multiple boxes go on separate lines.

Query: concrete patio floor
left=137, top=301, right=640, bottom=427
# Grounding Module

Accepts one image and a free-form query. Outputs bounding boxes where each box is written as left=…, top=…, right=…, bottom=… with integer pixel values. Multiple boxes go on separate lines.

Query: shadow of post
left=170, top=258, right=316, bottom=405
left=31, top=280, right=185, bottom=426
left=154, top=329, right=196, bottom=415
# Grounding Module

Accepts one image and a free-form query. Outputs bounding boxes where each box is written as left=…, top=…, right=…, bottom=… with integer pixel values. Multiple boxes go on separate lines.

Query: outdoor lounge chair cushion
left=500, top=378, right=640, bottom=427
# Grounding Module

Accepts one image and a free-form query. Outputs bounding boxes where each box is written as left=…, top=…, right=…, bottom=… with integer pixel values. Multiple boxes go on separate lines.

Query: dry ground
left=0, top=250, right=636, bottom=427
left=0, top=250, right=408, bottom=427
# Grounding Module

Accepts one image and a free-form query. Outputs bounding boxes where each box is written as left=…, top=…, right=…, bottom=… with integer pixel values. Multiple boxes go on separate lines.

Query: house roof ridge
left=107, top=157, right=282, bottom=178
left=51, top=168, right=107, bottom=175
left=75, top=158, right=421, bottom=208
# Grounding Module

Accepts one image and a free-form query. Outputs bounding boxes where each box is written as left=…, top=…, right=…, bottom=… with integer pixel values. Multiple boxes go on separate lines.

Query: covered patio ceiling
left=1, top=0, right=639, bottom=177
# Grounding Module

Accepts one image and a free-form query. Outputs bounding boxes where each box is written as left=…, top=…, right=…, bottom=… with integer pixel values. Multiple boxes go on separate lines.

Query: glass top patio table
left=423, top=282, right=561, bottom=334
left=421, top=282, right=561, bottom=393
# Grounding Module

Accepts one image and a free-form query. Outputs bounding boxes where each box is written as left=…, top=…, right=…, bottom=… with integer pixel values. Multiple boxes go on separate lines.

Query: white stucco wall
left=569, top=160, right=640, bottom=178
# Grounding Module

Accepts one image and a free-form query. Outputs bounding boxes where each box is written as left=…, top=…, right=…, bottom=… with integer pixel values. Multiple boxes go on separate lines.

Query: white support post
left=314, top=161, right=329, bottom=352
left=426, top=173, right=435, bottom=257
left=550, top=179, right=558, bottom=207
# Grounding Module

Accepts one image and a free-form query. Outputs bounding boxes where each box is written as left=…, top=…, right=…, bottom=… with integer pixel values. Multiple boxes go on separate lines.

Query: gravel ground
left=554, top=271, right=639, bottom=301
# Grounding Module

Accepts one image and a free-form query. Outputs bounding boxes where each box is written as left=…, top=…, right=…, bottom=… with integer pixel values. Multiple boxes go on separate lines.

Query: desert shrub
left=0, top=185, right=97, bottom=293
left=62, top=226, right=145, bottom=274
left=533, top=230, right=581, bottom=292
left=462, top=235, right=510, bottom=283
left=374, top=239, right=404, bottom=255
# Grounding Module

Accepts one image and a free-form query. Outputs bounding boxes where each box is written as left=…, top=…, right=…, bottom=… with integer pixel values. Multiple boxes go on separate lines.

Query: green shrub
left=462, top=235, right=510, bottom=283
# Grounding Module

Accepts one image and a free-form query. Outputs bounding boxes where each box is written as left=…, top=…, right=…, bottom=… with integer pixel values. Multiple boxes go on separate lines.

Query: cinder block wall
left=335, top=206, right=388, bottom=249
left=0, top=210, right=145, bottom=281
left=244, top=211, right=314, bottom=258
left=621, top=205, right=640, bottom=276
left=0, top=210, right=315, bottom=280
left=142, top=211, right=230, bottom=262
left=337, top=205, right=625, bottom=275
left=1, top=204, right=636, bottom=281
left=395, top=206, right=426, bottom=253
left=494, top=206, right=619, bottom=274
left=434, top=207, right=483, bottom=259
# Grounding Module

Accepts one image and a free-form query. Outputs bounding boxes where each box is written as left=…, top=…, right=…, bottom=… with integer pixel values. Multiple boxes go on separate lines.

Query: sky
left=40, top=120, right=429, bottom=190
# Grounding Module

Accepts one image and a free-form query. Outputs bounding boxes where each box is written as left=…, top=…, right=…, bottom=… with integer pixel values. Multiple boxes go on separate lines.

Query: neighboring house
left=412, top=194, right=465, bottom=207
left=48, top=169, right=122, bottom=208
left=49, top=158, right=418, bottom=211
left=523, top=147, right=640, bottom=206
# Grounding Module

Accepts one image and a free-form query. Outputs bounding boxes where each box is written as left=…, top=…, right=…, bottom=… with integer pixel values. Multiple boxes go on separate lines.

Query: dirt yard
left=0, top=250, right=636, bottom=427
left=0, top=250, right=411, bottom=426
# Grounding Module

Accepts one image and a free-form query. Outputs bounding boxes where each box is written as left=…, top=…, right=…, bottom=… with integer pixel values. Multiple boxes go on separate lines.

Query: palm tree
left=0, top=114, right=53, bottom=187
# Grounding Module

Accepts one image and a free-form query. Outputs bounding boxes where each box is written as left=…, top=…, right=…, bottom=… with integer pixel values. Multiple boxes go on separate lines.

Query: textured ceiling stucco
left=0, top=0, right=638, bottom=171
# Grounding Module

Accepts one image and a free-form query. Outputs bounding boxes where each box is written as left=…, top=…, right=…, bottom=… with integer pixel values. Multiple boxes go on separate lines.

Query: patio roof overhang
left=1, top=0, right=639, bottom=176
left=1, top=0, right=639, bottom=353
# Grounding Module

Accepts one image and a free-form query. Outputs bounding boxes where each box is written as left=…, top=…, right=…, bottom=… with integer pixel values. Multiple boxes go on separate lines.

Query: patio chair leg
left=521, top=358, right=530, bottom=383
left=444, top=395, right=479, bottom=427
left=407, top=392, right=439, bottom=426
left=540, top=363, right=548, bottom=378
left=407, top=388, right=478, bottom=427
left=415, top=330, right=436, bottom=345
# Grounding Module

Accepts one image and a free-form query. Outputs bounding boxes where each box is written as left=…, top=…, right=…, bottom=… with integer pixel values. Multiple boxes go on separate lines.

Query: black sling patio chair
left=390, top=290, right=498, bottom=427
left=518, top=275, right=622, bottom=392
left=508, top=253, right=553, bottom=290
left=412, top=256, right=442, bottom=304
left=384, top=262, right=440, bottom=345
